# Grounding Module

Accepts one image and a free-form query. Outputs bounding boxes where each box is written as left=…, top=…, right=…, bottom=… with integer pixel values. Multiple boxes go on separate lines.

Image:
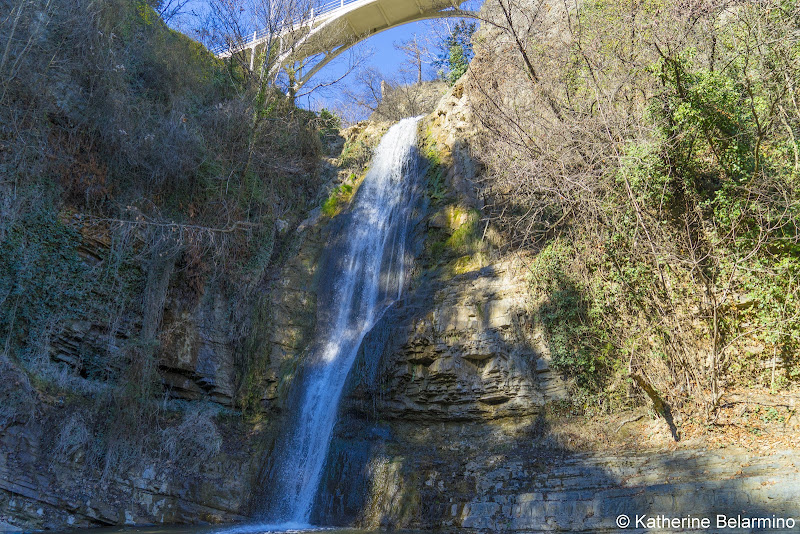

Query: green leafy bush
left=317, top=108, right=342, bottom=139
left=528, top=240, right=612, bottom=389
left=322, top=181, right=355, bottom=217
left=471, top=0, right=800, bottom=409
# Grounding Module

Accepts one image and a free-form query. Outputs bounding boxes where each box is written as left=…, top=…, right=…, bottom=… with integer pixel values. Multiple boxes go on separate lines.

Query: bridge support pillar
left=249, top=31, right=257, bottom=70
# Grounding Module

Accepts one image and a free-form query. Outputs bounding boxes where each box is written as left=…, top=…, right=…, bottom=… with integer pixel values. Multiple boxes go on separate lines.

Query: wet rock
left=159, top=288, right=237, bottom=406
left=374, top=259, right=568, bottom=422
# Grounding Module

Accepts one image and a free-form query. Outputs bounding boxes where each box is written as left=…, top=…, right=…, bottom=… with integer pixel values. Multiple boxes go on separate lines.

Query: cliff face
left=360, top=259, right=568, bottom=423
left=0, top=211, right=330, bottom=530
left=3, top=13, right=800, bottom=528
left=0, top=401, right=254, bottom=527
left=312, top=82, right=800, bottom=531
left=0, top=118, right=389, bottom=532
left=0, top=0, right=336, bottom=528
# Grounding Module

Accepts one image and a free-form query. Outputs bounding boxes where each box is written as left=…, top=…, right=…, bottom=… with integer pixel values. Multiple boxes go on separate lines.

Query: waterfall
left=262, top=116, right=423, bottom=528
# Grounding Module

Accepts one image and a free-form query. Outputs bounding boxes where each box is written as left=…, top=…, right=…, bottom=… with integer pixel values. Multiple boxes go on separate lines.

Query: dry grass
left=0, top=353, right=36, bottom=428
left=54, top=414, right=92, bottom=462
left=160, top=408, right=223, bottom=468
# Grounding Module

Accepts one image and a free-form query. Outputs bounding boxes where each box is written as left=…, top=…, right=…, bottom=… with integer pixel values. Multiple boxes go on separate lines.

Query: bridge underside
left=226, top=0, right=476, bottom=93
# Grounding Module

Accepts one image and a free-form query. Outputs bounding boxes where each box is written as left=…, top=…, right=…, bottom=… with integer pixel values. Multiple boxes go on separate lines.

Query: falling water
left=262, top=117, right=423, bottom=527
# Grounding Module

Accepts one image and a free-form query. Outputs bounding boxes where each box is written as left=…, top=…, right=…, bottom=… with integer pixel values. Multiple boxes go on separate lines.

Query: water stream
left=17, top=118, right=425, bottom=534
left=258, top=117, right=423, bottom=528
left=45, top=527, right=435, bottom=534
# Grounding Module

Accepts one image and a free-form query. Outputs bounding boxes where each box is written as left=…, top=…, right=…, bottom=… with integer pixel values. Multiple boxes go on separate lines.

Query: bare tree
left=200, top=0, right=364, bottom=97
left=342, top=65, right=447, bottom=122
left=152, top=0, right=193, bottom=25
left=463, top=0, right=800, bottom=420
left=395, top=35, right=427, bottom=85
left=341, top=66, right=386, bottom=117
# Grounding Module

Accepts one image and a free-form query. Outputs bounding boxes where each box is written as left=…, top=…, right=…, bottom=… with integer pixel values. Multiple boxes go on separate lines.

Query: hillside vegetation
left=0, top=0, right=325, bottom=473
left=466, top=0, right=800, bottom=419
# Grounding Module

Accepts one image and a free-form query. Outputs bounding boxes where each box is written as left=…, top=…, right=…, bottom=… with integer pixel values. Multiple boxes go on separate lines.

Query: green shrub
left=317, top=108, right=342, bottom=139
left=528, top=239, right=613, bottom=389
left=321, top=180, right=355, bottom=217
left=340, top=138, right=371, bottom=169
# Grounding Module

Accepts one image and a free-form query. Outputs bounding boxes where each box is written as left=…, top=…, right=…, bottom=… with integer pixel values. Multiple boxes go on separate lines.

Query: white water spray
left=261, top=117, right=423, bottom=527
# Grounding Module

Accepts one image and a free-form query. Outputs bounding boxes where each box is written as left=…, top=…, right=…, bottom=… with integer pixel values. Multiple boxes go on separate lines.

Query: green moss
left=321, top=176, right=358, bottom=218
left=340, top=138, right=371, bottom=169
left=236, top=291, right=273, bottom=421
left=420, top=132, right=448, bottom=204
left=450, top=252, right=489, bottom=275
left=444, top=208, right=481, bottom=251
left=423, top=205, right=488, bottom=278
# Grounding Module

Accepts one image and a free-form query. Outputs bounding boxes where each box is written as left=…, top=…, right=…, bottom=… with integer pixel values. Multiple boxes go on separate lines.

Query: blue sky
left=171, top=1, right=482, bottom=115
left=300, top=20, right=445, bottom=112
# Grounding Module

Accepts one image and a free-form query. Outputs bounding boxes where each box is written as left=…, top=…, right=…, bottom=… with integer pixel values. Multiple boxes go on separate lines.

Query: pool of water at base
left=37, top=526, right=437, bottom=534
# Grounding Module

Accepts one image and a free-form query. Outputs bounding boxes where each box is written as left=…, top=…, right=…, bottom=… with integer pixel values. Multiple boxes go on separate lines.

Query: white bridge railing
left=212, top=0, right=361, bottom=56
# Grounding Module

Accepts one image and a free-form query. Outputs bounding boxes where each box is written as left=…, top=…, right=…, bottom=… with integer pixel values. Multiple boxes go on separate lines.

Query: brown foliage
left=464, top=0, right=800, bottom=416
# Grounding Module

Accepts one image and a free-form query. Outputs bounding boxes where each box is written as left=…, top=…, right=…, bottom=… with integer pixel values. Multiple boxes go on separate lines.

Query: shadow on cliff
left=308, top=255, right=569, bottom=527
left=314, top=366, right=800, bottom=531
left=301, top=132, right=606, bottom=526
left=307, top=259, right=800, bottom=531
left=248, top=141, right=429, bottom=521
left=255, top=134, right=800, bottom=532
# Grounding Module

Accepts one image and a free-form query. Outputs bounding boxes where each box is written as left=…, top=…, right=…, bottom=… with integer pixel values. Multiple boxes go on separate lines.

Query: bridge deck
left=216, top=0, right=474, bottom=90
left=218, top=0, right=470, bottom=59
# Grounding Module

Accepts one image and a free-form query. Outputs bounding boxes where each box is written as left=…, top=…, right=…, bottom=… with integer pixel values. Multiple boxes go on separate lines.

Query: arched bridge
left=215, top=0, right=476, bottom=92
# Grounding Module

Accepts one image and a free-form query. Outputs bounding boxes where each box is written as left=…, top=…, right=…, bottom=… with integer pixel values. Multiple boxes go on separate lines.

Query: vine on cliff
left=468, top=0, right=800, bottom=416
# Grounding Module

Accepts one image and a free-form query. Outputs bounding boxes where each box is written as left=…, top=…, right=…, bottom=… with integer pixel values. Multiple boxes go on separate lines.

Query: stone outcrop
left=0, top=209, right=330, bottom=531
left=374, top=261, right=568, bottom=421
left=314, top=83, right=800, bottom=532
left=0, top=420, right=253, bottom=529
left=425, top=80, right=482, bottom=209
left=449, top=449, right=800, bottom=531
left=158, top=287, right=239, bottom=405
left=251, top=216, right=327, bottom=411
left=337, top=424, right=800, bottom=532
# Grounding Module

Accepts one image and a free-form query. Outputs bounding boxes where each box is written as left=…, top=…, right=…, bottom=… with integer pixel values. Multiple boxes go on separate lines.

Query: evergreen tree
left=433, top=21, right=477, bottom=85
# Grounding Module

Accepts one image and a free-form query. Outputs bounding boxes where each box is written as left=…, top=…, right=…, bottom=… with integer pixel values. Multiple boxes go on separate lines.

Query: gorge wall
left=3, top=12, right=800, bottom=529
left=0, top=200, right=330, bottom=530
left=312, top=83, right=800, bottom=531
left=0, top=115, right=393, bottom=531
